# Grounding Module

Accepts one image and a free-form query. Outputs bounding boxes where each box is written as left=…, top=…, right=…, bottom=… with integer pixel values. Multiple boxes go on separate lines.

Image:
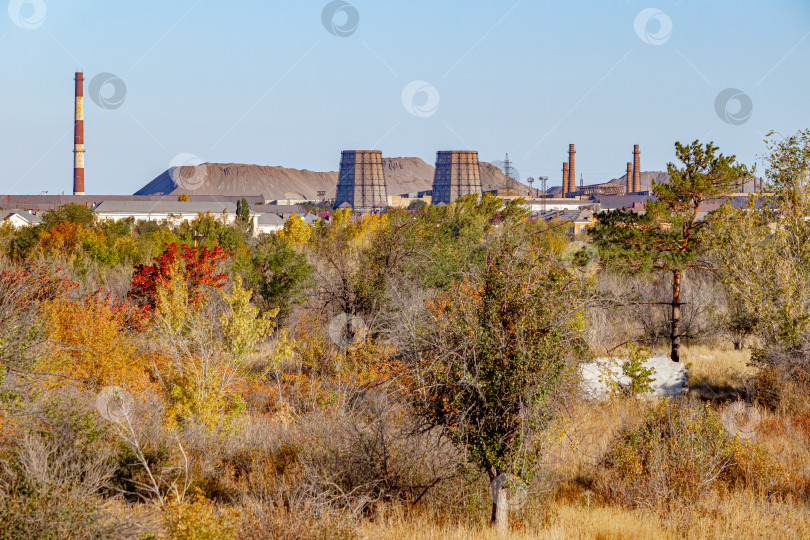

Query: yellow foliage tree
left=40, top=297, right=151, bottom=391
left=219, top=275, right=276, bottom=364
left=276, top=212, right=312, bottom=248
left=151, top=272, right=274, bottom=431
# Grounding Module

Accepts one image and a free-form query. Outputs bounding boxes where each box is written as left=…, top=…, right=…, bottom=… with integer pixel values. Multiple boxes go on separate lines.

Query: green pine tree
left=589, top=140, right=749, bottom=362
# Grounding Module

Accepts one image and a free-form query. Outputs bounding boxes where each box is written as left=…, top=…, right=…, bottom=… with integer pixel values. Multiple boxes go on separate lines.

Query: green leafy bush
left=621, top=343, right=655, bottom=396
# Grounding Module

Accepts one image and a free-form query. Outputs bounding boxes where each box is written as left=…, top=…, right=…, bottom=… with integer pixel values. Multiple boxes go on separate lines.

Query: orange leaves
left=425, top=280, right=483, bottom=342
left=292, top=310, right=327, bottom=371
left=426, top=281, right=482, bottom=319
left=342, top=338, right=405, bottom=389
left=36, top=221, right=87, bottom=254
left=86, top=290, right=151, bottom=332
left=40, top=294, right=151, bottom=391
left=35, top=220, right=135, bottom=265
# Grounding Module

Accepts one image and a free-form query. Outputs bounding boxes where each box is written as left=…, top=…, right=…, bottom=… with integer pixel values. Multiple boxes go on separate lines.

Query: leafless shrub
left=0, top=391, right=139, bottom=538
left=296, top=390, right=459, bottom=518
left=588, top=269, right=726, bottom=352
left=109, top=402, right=191, bottom=507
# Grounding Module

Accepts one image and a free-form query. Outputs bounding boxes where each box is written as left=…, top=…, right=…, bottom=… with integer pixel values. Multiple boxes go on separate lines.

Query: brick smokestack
left=562, top=162, right=568, bottom=197
left=568, top=144, right=576, bottom=197
left=627, top=162, right=633, bottom=194
left=73, top=72, right=85, bottom=196
left=632, top=144, right=641, bottom=194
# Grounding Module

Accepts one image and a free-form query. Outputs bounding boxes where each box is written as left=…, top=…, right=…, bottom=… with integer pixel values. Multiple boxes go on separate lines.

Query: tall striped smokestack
left=627, top=162, right=633, bottom=194
left=633, top=144, right=640, bottom=194
left=562, top=162, right=568, bottom=197
left=567, top=144, right=576, bottom=198
left=73, top=72, right=85, bottom=195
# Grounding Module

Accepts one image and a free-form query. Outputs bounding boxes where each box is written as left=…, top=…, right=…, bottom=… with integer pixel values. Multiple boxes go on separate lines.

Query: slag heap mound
left=135, top=157, right=530, bottom=200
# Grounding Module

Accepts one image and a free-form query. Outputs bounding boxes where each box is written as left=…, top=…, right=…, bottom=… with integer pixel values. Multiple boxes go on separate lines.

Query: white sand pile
left=580, top=354, right=689, bottom=400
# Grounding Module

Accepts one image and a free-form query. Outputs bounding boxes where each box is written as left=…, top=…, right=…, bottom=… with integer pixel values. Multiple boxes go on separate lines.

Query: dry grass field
left=356, top=345, right=810, bottom=539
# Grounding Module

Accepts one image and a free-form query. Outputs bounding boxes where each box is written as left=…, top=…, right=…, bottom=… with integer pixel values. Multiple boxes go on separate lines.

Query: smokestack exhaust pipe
left=73, top=72, right=85, bottom=196
left=627, top=162, right=633, bottom=194
left=633, top=144, right=640, bottom=194
left=568, top=144, right=576, bottom=198
left=562, top=162, right=568, bottom=198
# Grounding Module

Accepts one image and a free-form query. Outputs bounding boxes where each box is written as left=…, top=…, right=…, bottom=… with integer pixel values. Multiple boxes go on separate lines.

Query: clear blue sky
left=2, top=0, right=809, bottom=194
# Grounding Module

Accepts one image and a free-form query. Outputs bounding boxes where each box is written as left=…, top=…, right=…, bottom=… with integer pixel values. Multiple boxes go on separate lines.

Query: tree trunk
left=491, top=491, right=508, bottom=532
left=490, top=472, right=508, bottom=532
left=671, top=269, right=681, bottom=362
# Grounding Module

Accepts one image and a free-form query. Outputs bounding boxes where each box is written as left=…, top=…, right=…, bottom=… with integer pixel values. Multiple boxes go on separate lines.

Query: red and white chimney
left=73, top=72, right=85, bottom=195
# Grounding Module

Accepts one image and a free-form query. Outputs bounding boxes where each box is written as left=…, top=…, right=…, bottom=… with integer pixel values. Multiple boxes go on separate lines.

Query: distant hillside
left=134, top=157, right=532, bottom=200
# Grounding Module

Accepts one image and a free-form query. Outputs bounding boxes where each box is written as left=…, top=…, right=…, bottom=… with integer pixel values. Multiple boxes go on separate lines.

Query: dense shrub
left=596, top=398, right=785, bottom=511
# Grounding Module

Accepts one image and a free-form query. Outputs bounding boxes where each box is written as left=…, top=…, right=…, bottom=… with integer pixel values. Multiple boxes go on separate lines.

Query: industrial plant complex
left=2, top=72, right=760, bottom=232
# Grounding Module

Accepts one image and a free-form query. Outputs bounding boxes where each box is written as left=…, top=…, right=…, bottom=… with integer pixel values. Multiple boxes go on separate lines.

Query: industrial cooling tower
left=431, top=150, right=483, bottom=204
left=335, top=150, right=388, bottom=212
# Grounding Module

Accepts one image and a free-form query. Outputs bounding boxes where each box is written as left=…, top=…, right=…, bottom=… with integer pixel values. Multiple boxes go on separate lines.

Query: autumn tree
left=130, top=243, right=272, bottom=429
left=413, top=193, right=516, bottom=289
left=175, top=213, right=247, bottom=256
left=308, top=209, right=388, bottom=323
left=128, top=243, right=229, bottom=310
left=410, top=232, right=589, bottom=529
left=35, top=221, right=139, bottom=266
left=275, top=212, right=312, bottom=248
left=589, top=141, right=748, bottom=361
left=40, top=292, right=151, bottom=391
left=708, top=129, right=810, bottom=383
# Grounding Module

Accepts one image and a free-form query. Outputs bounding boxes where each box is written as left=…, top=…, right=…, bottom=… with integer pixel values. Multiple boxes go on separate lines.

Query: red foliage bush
left=128, top=243, right=229, bottom=309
